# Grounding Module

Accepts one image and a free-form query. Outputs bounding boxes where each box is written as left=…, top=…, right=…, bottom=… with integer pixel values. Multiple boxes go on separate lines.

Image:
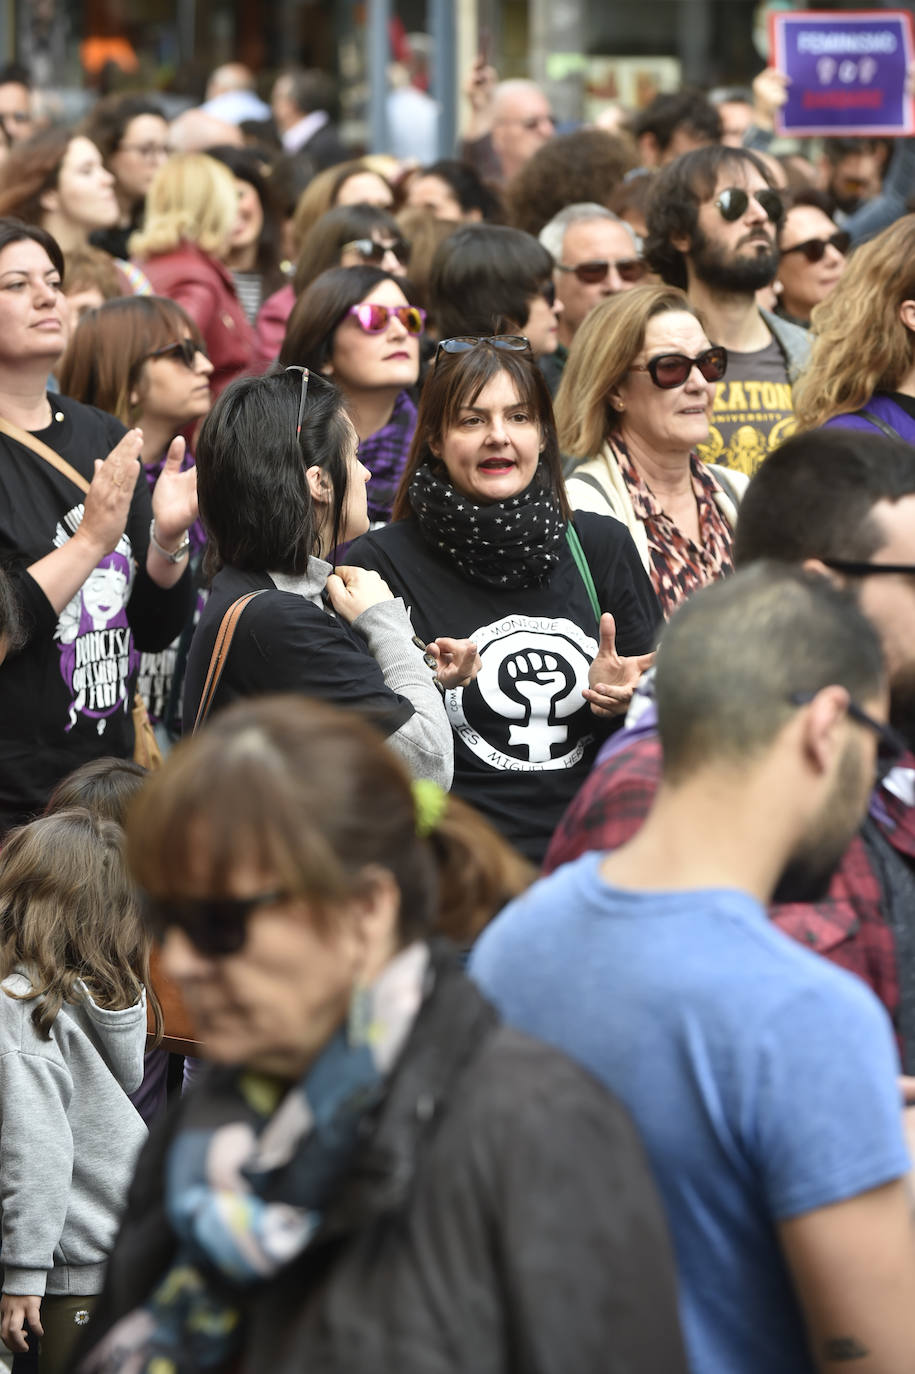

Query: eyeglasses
left=118, top=142, right=170, bottom=161
left=341, top=237, right=411, bottom=266
left=780, top=231, right=850, bottom=263
left=557, top=258, right=647, bottom=286
left=285, top=364, right=311, bottom=438
left=629, top=345, right=727, bottom=389
left=714, top=186, right=784, bottom=224
left=142, top=338, right=208, bottom=369
left=821, top=558, right=915, bottom=578
left=434, top=334, right=532, bottom=362
left=140, top=889, right=287, bottom=958
left=513, top=113, right=555, bottom=131
left=789, top=690, right=906, bottom=781
left=538, top=280, right=556, bottom=307
left=347, top=303, right=426, bottom=335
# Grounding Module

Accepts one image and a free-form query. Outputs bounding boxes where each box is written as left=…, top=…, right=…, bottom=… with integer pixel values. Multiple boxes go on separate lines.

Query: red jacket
left=138, top=241, right=256, bottom=397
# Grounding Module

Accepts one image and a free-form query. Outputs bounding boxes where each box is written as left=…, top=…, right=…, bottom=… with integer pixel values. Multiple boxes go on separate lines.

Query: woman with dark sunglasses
left=0, top=219, right=196, bottom=834
left=70, top=693, right=686, bottom=1374
left=555, top=284, right=747, bottom=619
left=58, top=295, right=214, bottom=742
left=180, top=366, right=456, bottom=789
left=348, top=336, right=660, bottom=863
left=774, top=192, right=849, bottom=329
left=281, top=265, right=423, bottom=525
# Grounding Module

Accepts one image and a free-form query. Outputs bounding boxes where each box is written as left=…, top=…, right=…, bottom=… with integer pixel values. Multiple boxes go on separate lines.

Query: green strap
left=565, top=523, right=601, bottom=626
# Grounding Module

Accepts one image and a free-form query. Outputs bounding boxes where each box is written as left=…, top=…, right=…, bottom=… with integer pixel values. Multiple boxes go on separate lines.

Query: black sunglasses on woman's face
left=629, top=345, right=728, bottom=390
left=140, top=889, right=288, bottom=957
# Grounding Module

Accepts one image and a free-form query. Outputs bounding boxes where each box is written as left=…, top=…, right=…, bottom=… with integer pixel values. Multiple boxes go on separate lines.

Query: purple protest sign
left=770, top=9, right=915, bottom=136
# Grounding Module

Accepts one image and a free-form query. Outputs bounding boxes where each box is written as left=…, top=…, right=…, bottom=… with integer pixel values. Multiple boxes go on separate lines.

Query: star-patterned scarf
left=408, top=463, right=564, bottom=590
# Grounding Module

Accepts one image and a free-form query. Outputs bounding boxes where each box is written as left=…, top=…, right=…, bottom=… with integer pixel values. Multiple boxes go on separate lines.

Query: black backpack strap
left=854, top=408, right=903, bottom=440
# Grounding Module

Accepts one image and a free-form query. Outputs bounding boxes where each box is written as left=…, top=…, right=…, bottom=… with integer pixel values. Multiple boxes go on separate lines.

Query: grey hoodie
left=0, top=972, right=147, bottom=1297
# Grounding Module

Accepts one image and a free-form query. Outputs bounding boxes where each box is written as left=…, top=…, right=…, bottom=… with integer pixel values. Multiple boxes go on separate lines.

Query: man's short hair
left=283, top=68, right=339, bottom=123
left=644, top=144, right=775, bottom=289
left=0, top=63, right=30, bottom=90
left=656, top=563, right=885, bottom=783
left=538, top=202, right=638, bottom=261
left=633, top=89, right=722, bottom=153
left=430, top=224, right=554, bottom=339
left=735, top=429, right=915, bottom=568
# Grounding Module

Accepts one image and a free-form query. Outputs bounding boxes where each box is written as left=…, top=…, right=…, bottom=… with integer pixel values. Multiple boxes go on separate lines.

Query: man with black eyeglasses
left=645, top=145, right=809, bottom=476
left=475, top=561, right=915, bottom=1374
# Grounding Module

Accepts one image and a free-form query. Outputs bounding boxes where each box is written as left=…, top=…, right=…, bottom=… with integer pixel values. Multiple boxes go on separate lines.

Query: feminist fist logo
left=504, top=649, right=578, bottom=762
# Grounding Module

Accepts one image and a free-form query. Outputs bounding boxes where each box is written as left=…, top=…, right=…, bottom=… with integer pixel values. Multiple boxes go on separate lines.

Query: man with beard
left=472, top=562, right=915, bottom=1374
left=645, top=145, right=809, bottom=475
left=545, top=431, right=915, bottom=1065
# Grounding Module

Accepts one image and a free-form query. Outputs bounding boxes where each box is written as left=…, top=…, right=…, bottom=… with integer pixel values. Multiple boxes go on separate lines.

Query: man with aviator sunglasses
left=646, top=145, right=809, bottom=477
left=539, top=203, right=646, bottom=394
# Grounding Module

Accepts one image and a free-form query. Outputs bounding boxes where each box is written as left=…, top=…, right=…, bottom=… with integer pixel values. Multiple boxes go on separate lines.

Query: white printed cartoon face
left=53, top=504, right=137, bottom=733
left=446, top=615, right=598, bottom=770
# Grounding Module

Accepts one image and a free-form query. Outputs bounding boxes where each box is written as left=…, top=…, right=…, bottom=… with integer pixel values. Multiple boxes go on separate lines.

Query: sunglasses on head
left=341, top=236, right=410, bottom=265
left=629, top=345, right=727, bottom=390
left=285, top=365, right=335, bottom=438
left=143, top=338, right=208, bottom=369
left=557, top=257, right=647, bottom=286
left=789, top=690, right=906, bottom=782
left=140, top=889, right=287, bottom=958
left=714, top=186, right=784, bottom=224
left=347, top=303, right=426, bottom=335
left=780, top=230, right=850, bottom=263
left=434, top=334, right=532, bottom=363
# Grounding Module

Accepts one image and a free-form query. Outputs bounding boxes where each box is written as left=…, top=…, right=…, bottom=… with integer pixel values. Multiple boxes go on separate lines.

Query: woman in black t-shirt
left=349, top=337, right=662, bottom=862
left=182, top=367, right=458, bottom=788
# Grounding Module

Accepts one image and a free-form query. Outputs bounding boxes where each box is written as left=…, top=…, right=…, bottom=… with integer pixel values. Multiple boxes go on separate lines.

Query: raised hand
left=74, top=427, right=143, bottom=558
left=425, top=637, right=481, bottom=689
left=151, top=435, right=198, bottom=548
left=583, top=612, right=655, bottom=719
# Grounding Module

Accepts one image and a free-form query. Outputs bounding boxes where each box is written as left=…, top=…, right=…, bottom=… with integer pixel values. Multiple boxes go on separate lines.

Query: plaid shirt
left=358, top=389, right=417, bottom=525
left=544, top=734, right=901, bottom=1035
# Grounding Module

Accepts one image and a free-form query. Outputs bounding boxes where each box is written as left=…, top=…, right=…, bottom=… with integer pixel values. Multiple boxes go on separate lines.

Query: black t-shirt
left=0, top=394, right=193, bottom=830
left=349, top=513, right=661, bottom=862
left=182, top=564, right=415, bottom=737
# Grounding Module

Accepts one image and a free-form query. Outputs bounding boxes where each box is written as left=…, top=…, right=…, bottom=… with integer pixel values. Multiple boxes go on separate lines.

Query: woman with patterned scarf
left=349, top=336, right=662, bottom=863
left=73, top=695, right=686, bottom=1374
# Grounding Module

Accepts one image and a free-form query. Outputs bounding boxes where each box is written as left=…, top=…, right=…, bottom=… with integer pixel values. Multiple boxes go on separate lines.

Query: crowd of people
left=0, top=43, right=912, bottom=1374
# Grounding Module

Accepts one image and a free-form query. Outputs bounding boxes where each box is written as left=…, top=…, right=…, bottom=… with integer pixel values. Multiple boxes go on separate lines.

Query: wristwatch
left=148, top=518, right=190, bottom=564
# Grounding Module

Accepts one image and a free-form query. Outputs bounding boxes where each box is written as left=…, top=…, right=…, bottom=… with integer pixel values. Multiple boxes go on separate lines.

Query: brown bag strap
left=192, top=590, right=267, bottom=734
left=0, top=412, right=91, bottom=495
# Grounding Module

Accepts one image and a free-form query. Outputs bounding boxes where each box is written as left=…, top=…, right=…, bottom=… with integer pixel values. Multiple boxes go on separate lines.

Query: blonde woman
left=793, top=215, right=915, bottom=440
left=130, top=153, right=254, bottom=397
left=0, top=810, right=159, bottom=1372
left=555, top=283, right=747, bottom=618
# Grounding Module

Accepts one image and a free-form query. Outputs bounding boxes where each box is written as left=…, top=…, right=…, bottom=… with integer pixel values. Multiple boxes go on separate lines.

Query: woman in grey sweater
left=0, top=810, right=155, bottom=1373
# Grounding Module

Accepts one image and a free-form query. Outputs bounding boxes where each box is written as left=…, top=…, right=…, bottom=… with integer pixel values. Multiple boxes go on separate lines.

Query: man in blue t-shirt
left=472, top=564, right=915, bottom=1374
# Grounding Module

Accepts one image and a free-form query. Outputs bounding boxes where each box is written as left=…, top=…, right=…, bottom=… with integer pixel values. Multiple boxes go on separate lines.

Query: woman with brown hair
left=555, top=283, right=746, bottom=618
left=0, top=808, right=159, bottom=1372
left=72, top=694, right=686, bottom=1374
left=0, top=126, right=119, bottom=257
left=349, top=336, right=660, bottom=862
left=57, top=295, right=213, bottom=737
left=792, top=214, right=915, bottom=441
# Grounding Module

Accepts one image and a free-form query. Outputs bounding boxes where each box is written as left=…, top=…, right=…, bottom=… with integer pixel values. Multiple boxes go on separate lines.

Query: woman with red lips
left=0, top=220, right=197, bottom=832
left=281, top=266, right=423, bottom=525
left=556, top=283, right=748, bottom=618
left=349, top=338, right=660, bottom=863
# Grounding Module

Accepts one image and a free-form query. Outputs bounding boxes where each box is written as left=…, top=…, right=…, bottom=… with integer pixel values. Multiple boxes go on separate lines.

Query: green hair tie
left=412, top=778, right=447, bottom=837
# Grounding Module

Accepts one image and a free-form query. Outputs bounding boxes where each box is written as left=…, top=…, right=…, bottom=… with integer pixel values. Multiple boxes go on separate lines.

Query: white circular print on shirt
left=445, top=615, right=598, bottom=771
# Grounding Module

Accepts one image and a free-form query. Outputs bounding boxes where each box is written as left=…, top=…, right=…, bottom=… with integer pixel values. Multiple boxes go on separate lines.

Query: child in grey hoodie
left=0, top=809, right=157, bottom=1374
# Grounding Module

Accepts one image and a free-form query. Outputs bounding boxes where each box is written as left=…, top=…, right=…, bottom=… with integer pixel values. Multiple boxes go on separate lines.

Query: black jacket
left=74, top=950, right=686, bottom=1373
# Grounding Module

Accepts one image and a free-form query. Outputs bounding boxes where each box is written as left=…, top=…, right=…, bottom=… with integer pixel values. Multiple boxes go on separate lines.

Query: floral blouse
left=614, top=439, right=735, bottom=618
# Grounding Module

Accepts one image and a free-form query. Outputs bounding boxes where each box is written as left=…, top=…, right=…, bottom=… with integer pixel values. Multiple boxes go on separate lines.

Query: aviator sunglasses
left=780, top=230, right=850, bottom=263
left=140, top=889, right=288, bottom=957
left=714, top=186, right=784, bottom=224
left=629, top=345, right=728, bottom=390
left=341, top=236, right=411, bottom=266
left=557, top=257, right=647, bottom=286
left=347, top=302, right=426, bottom=335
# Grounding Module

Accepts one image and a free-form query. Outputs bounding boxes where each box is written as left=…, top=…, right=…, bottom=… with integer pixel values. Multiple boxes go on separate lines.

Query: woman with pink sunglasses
left=281, top=266, right=424, bottom=525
